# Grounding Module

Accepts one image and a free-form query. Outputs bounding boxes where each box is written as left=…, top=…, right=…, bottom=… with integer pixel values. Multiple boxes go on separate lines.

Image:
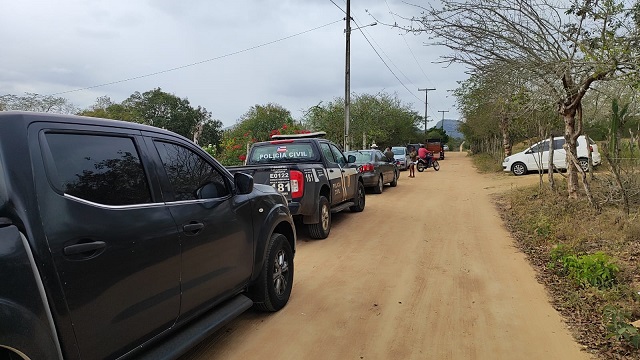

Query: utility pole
left=418, top=88, right=435, bottom=134
left=344, top=0, right=351, bottom=151
left=438, top=110, right=449, bottom=131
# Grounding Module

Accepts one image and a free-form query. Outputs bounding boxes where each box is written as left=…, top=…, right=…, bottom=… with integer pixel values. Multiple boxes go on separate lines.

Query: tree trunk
left=500, top=115, right=512, bottom=156
left=548, top=134, right=555, bottom=191
left=560, top=102, right=581, bottom=199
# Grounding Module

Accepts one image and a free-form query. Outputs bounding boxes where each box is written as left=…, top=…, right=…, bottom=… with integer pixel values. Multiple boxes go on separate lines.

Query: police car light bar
left=271, top=131, right=326, bottom=139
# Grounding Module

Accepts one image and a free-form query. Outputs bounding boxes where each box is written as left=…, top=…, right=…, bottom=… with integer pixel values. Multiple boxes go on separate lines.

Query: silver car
left=391, top=146, right=410, bottom=170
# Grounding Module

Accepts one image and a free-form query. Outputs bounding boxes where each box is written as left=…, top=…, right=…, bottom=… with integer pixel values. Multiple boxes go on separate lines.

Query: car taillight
left=358, top=163, right=374, bottom=173
left=290, top=170, right=304, bottom=198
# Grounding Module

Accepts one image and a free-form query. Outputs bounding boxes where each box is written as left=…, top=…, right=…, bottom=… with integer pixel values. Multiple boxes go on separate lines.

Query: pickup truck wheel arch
left=249, top=233, right=294, bottom=312
left=349, top=181, right=365, bottom=212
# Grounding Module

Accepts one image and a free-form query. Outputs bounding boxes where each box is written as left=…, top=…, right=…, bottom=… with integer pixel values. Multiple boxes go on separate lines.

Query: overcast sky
left=1, top=0, right=467, bottom=128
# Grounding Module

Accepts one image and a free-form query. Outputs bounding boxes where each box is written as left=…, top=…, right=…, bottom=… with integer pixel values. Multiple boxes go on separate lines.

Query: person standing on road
left=384, top=147, right=394, bottom=161
left=408, top=146, right=417, bottom=178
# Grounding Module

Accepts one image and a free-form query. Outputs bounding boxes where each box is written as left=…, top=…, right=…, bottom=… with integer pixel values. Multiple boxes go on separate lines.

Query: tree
left=0, top=93, right=77, bottom=114
left=78, top=96, right=140, bottom=122
left=303, top=92, right=421, bottom=149
left=401, top=0, right=640, bottom=198
left=232, top=103, right=297, bottom=142
left=214, top=103, right=311, bottom=166
left=80, top=89, right=223, bottom=147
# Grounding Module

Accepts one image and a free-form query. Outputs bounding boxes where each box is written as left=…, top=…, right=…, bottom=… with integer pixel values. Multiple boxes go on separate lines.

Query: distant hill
left=434, top=119, right=464, bottom=139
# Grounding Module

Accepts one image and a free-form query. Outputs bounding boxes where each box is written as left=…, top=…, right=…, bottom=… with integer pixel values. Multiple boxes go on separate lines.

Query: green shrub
left=604, top=305, right=640, bottom=348
left=549, top=247, right=619, bottom=289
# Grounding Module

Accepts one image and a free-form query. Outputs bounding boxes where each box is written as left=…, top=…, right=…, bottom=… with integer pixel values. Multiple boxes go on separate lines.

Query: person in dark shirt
left=384, top=147, right=394, bottom=161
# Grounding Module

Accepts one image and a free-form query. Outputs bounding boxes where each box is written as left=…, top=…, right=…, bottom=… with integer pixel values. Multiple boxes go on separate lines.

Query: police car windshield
left=249, top=143, right=316, bottom=164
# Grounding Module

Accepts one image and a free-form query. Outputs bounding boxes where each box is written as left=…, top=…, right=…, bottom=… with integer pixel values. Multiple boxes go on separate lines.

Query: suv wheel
left=511, top=162, right=527, bottom=176
left=249, top=233, right=293, bottom=312
left=308, top=196, right=330, bottom=239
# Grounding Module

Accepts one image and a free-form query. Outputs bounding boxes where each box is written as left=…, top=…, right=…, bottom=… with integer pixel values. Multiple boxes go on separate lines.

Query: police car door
left=329, top=143, right=357, bottom=201
left=320, top=142, right=344, bottom=204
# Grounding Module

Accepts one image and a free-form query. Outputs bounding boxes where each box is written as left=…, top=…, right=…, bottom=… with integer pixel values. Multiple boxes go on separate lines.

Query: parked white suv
left=502, top=135, right=601, bottom=176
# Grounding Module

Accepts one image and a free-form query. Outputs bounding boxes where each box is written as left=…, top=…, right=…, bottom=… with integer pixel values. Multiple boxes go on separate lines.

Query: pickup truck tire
left=250, top=233, right=294, bottom=312
left=349, top=182, right=366, bottom=212
left=307, top=196, right=331, bottom=239
left=373, top=175, right=384, bottom=194
left=390, top=171, right=398, bottom=187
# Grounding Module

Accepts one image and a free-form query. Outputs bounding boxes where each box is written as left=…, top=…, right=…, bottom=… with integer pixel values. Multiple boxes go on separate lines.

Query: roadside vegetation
left=471, top=144, right=640, bottom=358
left=432, top=0, right=640, bottom=355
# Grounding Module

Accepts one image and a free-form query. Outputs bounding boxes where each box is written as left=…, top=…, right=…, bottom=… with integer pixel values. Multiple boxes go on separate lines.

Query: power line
left=383, top=0, right=433, bottom=85
left=328, top=0, right=346, bottom=14
left=348, top=15, right=423, bottom=104
left=50, top=19, right=343, bottom=96
left=383, top=0, right=440, bottom=121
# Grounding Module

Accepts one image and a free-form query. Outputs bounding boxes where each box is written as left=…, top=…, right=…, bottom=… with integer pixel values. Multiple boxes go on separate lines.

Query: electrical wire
left=50, top=19, right=343, bottom=96
left=329, top=0, right=346, bottom=14
left=336, top=0, right=423, bottom=104
left=383, top=0, right=440, bottom=121
left=384, top=0, right=433, bottom=86
left=351, top=18, right=423, bottom=104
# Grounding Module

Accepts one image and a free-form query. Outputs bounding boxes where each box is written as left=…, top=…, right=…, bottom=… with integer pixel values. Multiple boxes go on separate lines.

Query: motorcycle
left=416, top=156, right=440, bottom=172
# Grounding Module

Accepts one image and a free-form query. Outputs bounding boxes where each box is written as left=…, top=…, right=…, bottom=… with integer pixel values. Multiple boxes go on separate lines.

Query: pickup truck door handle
left=183, top=222, right=205, bottom=234
left=64, top=241, right=106, bottom=256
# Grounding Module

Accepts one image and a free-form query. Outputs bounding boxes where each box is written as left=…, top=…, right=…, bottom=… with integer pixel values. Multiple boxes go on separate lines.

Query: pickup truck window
left=154, top=141, right=229, bottom=201
left=45, top=133, right=151, bottom=206
left=329, top=144, right=347, bottom=167
left=320, top=143, right=336, bottom=164
left=249, top=143, right=315, bottom=163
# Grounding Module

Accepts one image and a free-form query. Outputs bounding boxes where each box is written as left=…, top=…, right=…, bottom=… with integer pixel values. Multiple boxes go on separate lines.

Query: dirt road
left=180, top=152, right=591, bottom=360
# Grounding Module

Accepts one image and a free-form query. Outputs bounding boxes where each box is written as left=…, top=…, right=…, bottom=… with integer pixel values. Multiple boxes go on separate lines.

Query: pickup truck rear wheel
left=308, top=196, right=330, bottom=239
left=250, top=233, right=293, bottom=312
left=349, top=181, right=366, bottom=212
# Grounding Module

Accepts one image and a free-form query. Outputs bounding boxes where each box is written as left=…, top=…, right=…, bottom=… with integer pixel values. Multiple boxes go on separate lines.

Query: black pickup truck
left=227, top=133, right=366, bottom=239
left=0, top=112, right=296, bottom=360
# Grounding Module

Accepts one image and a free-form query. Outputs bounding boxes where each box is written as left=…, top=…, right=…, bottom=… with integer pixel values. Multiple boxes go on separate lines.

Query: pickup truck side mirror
left=234, top=172, right=254, bottom=195
left=347, top=154, right=356, bottom=163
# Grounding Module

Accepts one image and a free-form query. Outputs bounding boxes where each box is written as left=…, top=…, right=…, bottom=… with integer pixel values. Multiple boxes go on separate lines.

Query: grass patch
left=471, top=153, right=504, bottom=173
left=497, top=182, right=640, bottom=358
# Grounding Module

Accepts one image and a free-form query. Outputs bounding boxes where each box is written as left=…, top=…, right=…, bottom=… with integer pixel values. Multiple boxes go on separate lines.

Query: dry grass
left=496, top=177, right=640, bottom=359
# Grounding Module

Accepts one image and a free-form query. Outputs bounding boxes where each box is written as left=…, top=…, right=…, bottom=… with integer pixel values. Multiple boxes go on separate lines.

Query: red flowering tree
left=213, top=103, right=310, bottom=166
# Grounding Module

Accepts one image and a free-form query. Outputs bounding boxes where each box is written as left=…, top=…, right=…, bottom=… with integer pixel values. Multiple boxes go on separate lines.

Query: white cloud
left=0, top=0, right=467, bottom=127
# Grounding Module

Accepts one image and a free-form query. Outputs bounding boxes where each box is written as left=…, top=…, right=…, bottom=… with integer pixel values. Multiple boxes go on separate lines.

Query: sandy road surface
left=180, top=152, right=591, bottom=360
